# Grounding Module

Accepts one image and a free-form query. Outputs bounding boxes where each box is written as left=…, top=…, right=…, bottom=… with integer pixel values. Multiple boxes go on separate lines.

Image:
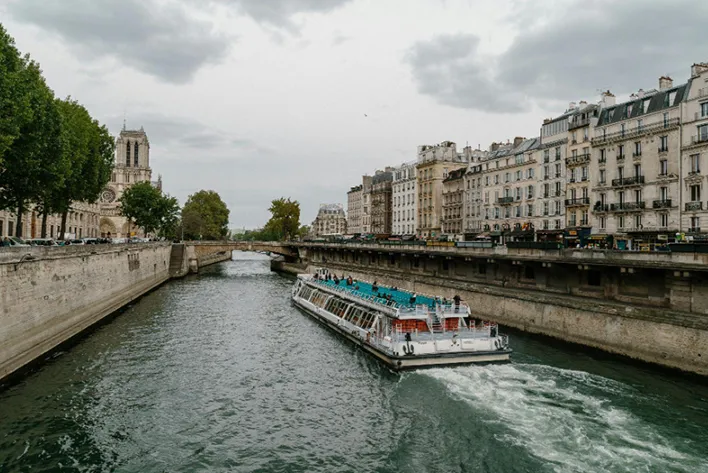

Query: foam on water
left=423, top=364, right=708, bottom=473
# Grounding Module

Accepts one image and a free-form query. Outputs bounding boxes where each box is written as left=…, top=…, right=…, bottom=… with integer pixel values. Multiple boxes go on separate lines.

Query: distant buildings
left=337, top=61, right=708, bottom=248
left=311, top=203, right=347, bottom=237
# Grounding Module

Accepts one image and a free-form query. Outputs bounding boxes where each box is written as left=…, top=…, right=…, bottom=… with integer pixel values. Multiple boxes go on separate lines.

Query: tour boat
left=291, top=270, right=511, bottom=370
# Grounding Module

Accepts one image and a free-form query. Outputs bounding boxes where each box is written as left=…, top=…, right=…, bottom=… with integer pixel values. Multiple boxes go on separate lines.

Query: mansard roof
left=597, top=82, right=690, bottom=126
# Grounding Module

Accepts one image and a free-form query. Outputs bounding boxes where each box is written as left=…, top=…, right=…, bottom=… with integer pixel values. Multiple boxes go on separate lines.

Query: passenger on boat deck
left=409, top=293, right=417, bottom=305
left=453, top=295, right=461, bottom=312
left=372, top=281, right=379, bottom=292
left=354, top=284, right=360, bottom=290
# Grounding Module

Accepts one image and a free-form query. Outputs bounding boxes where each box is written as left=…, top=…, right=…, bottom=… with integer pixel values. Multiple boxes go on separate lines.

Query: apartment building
left=463, top=164, right=484, bottom=234
left=536, top=113, right=569, bottom=241
left=480, top=138, right=540, bottom=241
left=370, top=169, right=393, bottom=235
left=564, top=102, right=599, bottom=245
left=360, top=175, right=373, bottom=234
left=391, top=161, right=417, bottom=236
left=346, top=185, right=363, bottom=235
left=680, top=63, right=708, bottom=235
left=441, top=168, right=465, bottom=238
left=591, top=81, right=685, bottom=248
left=416, top=141, right=467, bottom=238
left=311, top=203, right=347, bottom=237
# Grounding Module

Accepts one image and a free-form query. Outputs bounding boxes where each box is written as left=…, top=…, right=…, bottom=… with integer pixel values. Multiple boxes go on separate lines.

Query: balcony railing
left=565, top=197, right=590, bottom=206
left=617, top=154, right=626, bottom=161
left=686, top=201, right=703, bottom=211
left=568, top=116, right=591, bottom=130
left=652, top=199, right=672, bottom=209
left=593, top=203, right=609, bottom=212
left=689, top=227, right=702, bottom=233
left=611, top=176, right=645, bottom=187
left=658, top=147, right=669, bottom=153
left=691, top=135, right=708, bottom=145
left=591, top=118, right=680, bottom=145
left=610, top=202, right=645, bottom=212
left=566, top=153, right=591, bottom=166
left=497, top=196, right=514, bottom=205
left=632, top=152, right=642, bottom=159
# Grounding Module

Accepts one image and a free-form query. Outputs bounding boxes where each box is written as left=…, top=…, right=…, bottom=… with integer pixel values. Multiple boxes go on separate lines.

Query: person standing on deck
left=453, top=294, right=461, bottom=313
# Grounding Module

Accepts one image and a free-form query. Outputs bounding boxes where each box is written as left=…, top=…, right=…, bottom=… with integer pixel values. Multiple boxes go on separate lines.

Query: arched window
left=125, top=141, right=131, bottom=167
left=134, top=142, right=139, bottom=167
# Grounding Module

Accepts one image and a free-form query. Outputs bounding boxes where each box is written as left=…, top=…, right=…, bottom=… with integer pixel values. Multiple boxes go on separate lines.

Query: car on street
left=28, top=238, right=58, bottom=246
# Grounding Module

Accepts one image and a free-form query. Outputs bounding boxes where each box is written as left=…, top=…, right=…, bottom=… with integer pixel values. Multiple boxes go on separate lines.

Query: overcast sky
left=1, top=0, right=706, bottom=228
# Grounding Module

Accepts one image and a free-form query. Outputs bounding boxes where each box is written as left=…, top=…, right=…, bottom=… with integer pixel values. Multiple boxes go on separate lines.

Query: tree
left=0, top=58, right=61, bottom=237
left=0, top=24, right=32, bottom=163
left=119, top=181, right=180, bottom=237
left=262, top=197, right=301, bottom=241
left=181, top=190, right=230, bottom=240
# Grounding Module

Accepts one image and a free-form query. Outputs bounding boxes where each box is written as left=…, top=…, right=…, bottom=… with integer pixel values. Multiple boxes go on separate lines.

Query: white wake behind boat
left=291, top=271, right=511, bottom=370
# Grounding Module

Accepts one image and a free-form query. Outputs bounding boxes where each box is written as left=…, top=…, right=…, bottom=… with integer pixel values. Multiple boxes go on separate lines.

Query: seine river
left=1, top=253, right=708, bottom=473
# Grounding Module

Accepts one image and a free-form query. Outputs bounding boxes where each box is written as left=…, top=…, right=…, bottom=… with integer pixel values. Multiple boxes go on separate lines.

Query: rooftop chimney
left=490, top=142, right=499, bottom=152
left=568, top=101, right=577, bottom=110
left=513, top=136, right=525, bottom=148
left=600, top=90, right=616, bottom=108
left=579, top=100, right=588, bottom=107
left=637, top=88, right=645, bottom=98
left=659, top=76, right=673, bottom=90
left=691, top=63, right=708, bottom=77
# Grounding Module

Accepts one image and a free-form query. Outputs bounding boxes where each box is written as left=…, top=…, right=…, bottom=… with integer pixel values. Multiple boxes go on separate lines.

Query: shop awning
left=589, top=234, right=610, bottom=240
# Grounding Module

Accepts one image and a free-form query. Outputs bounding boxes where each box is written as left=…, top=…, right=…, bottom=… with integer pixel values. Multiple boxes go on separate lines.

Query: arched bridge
left=182, top=241, right=300, bottom=273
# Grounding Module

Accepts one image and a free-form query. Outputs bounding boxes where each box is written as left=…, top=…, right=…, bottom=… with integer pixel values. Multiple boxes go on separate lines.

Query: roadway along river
left=1, top=253, right=708, bottom=472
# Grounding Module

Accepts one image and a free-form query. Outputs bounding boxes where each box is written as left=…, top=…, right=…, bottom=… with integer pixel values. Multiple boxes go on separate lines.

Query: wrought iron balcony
left=611, top=176, right=645, bottom=187
left=497, top=196, right=515, bottom=205
left=686, top=201, right=703, bottom=211
left=610, top=202, right=645, bottom=212
left=593, top=203, right=609, bottom=212
left=691, top=135, right=708, bottom=145
left=617, top=154, right=626, bottom=162
left=565, top=197, right=590, bottom=207
left=632, top=152, right=642, bottom=159
left=689, top=227, right=702, bottom=233
left=658, top=147, right=669, bottom=153
left=566, top=153, right=591, bottom=166
left=568, top=116, right=591, bottom=130
left=591, top=118, right=680, bottom=145
left=652, top=199, right=672, bottom=209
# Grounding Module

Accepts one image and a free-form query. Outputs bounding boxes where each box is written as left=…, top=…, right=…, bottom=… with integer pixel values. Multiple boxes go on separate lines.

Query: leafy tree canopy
left=182, top=190, right=230, bottom=240
left=263, top=197, right=301, bottom=241
left=119, top=181, right=180, bottom=236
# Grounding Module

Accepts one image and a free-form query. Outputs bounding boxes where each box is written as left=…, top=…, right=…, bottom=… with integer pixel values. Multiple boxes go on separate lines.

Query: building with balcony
left=311, top=203, right=347, bottom=237
left=346, top=185, right=363, bottom=235
left=564, top=102, right=599, bottom=245
left=591, top=76, right=686, bottom=247
left=391, top=161, right=417, bottom=236
left=536, top=112, right=570, bottom=241
left=415, top=141, right=468, bottom=238
left=680, top=63, right=708, bottom=236
left=479, top=138, right=540, bottom=241
left=360, top=175, right=373, bottom=234
left=370, top=169, right=393, bottom=235
left=441, top=168, right=465, bottom=238
left=463, top=163, right=485, bottom=235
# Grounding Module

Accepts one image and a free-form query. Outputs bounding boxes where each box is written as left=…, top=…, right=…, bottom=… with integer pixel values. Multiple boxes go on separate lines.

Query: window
left=618, top=144, right=625, bottom=159
left=620, top=124, right=626, bottom=136
left=618, top=191, right=625, bottom=204
left=599, top=149, right=606, bottom=162
left=699, top=125, right=708, bottom=142
left=555, top=200, right=561, bottom=215
left=8, top=221, right=13, bottom=236
left=634, top=141, right=641, bottom=156
left=555, top=181, right=561, bottom=196
left=134, top=142, right=139, bottom=167
left=618, top=215, right=625, bottom=229
left=543, top=202, right=549, bottom=215
left=634, top=163, right=642, bottom=178
left=659, top=136, right=668, bottom=152
left=555, top=163, right=561, bottom=177
left=600, top=216, right=606, bottom=229
left=599, top=169, right=606, bottom=183
left=702, top=102, right=708, bottom=118
left=663, top=112, right=669, bottom=127
left=660, top=213, right=668, bottom=228
left=600, top=193, right=606, bottom=205
left=544, top=150, right=550, bottom=162
left=691, top=154, right=700, bottom=173
left=660, top=160, right=668, bottom=176
left=516, top=154, right=523, bottom=165
left=527, top=185, right=534, bottom=198
left=660, top=187, right=668, bottom=201
left=527, top=204, right=533, bottom=216
left=581, top=210, right=588, bottom=225
left=634, top=189, right=642, bottom=202
left=544, top=166, right=549, bottom=179
left=505, top=172, right=510, bottom=183
left=494, top=175, right=499, bottom=184
left=691, top=184, right=701, bottom=202
left=554, top=219, right=561, bottom=229
left=581, top=166, right=588, bottom=181
left=691, top=217, right=700, bottom=230
left=125, top=141, right=131, bottom=167
left=637, top=119, right=643, bottom=131
left=111, top=173, right=116, bottom=182
left=516, top=170, right=522, bottom=181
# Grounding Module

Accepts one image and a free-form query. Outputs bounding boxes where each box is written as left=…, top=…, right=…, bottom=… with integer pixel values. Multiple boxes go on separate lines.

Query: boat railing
left=310, top=278, right=401, bottom=310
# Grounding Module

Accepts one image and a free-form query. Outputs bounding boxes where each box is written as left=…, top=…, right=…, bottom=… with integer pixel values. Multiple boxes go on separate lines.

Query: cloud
left=214, top=0, right=353, bottom=30
left=7, top=0, right=230, bottom=84
left=407, top=0, right=708, bottom=113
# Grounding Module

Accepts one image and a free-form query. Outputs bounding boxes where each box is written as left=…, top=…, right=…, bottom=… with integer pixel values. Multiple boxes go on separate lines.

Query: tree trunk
left=59, top=210, right=68, bottom=241
left=15, top=201, right=24, bottom=238
left=41, top=210, right=48, bottom=238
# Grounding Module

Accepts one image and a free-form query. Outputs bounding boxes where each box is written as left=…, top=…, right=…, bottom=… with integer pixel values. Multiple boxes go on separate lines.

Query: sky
left=1, top=0, right=706, bottom=228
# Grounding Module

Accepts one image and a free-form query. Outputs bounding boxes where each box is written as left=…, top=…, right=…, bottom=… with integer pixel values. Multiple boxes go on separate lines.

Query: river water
left=1, top=253, right=708, bottom=473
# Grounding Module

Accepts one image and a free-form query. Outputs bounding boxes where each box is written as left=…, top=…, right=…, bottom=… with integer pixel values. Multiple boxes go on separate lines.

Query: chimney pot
left=659, top=76, right=673, bottom=90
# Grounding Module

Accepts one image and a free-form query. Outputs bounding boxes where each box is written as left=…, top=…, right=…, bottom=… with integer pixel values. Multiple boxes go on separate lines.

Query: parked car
left=82, top=238, right=99, bottom=245
left=111, top=238, right=128, bottom=244
left=2, top=236, right=31, bottom=247
left=28, top=238, right=58, bottom=246
left=69, top=239, right=85, bottom=245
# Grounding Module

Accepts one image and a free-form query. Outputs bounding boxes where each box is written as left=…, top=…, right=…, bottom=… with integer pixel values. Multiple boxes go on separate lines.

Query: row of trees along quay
left=0, top=24, right=115, bottom=239
left=233, top=197, right=309, bottom=241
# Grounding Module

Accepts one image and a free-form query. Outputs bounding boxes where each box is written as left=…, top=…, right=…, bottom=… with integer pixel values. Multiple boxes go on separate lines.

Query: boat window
left=298, top=286, right=313, bottom=299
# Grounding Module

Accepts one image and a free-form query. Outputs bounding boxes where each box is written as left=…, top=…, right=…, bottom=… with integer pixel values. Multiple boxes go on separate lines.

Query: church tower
left=99, top=126, right=154, bottom=238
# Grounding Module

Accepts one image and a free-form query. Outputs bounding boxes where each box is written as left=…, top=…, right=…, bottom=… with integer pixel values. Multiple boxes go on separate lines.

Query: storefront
left=627, top=230, right=677, bottom=251
left=588, top=234, right=613, bottom=249
left=563, top=227, right=592, bottom=247
left=535, top=229, right=564, bottom=243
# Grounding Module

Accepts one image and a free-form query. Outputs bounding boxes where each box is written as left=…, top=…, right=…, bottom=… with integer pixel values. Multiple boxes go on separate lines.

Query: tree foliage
left=0, top=23, right=32, bottom=162
left=119, top=181, right=180, bottom=237
left=262, top=198, right=301, bottom=241
left=182, top=190, right=230, bottom=240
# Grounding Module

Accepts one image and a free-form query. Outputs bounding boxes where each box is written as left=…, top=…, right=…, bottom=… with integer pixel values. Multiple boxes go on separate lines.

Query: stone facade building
left=416, top=141, right=467, bottom=238
left=311, top=203, right=347, bottom=236
left=441, top=168, right=465, bottom=238
left=536, top=114, right=569, bottom=240
left=347, top=185, right=363, bottom=235
left=370, top=169, right=393, bottom=235
left=99, top=127, right=160, bottom=238
left=392, top=161, right=417, bottom=236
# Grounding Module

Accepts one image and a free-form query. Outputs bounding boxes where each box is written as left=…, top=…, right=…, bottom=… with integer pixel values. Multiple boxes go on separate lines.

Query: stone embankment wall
left=0, top=243, right=182, bottom=382
left=270, top=259, right=306, bottom=276
left=314, top=261, right=708, bottom=376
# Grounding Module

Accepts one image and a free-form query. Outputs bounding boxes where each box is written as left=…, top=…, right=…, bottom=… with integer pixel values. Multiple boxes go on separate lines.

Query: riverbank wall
left=309, top=260, right=708, bottom=376
left=270, top=259, right=306, bottom=276
left=0, top=243, right=185, bottom=383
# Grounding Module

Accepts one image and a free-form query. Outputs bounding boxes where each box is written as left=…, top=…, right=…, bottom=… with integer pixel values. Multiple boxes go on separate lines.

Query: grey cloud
left=407, top=0, right=708, bottom=113
left=213, top=0, right=353, bottom=30
left=7, top=0, right=230, bottom=84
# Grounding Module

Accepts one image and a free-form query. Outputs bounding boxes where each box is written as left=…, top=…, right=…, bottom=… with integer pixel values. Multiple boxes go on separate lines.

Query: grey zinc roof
left=597, top=83, right=690, bottom=127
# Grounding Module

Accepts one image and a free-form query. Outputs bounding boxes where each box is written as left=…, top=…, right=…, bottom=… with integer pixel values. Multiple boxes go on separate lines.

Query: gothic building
left=99, top=126, right=161, bottom=238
